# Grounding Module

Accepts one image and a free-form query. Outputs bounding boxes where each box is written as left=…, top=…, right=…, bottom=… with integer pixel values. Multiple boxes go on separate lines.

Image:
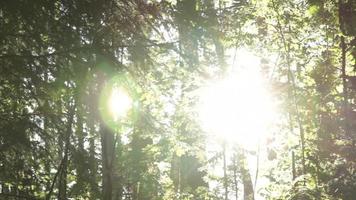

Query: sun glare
left=108, top=87, right=132, bottom=121
left=199, top=51, right=277, bottom=149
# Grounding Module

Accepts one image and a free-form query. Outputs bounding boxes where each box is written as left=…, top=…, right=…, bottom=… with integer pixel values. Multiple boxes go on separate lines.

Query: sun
left=108, top=87, right=132, bottom=121
left=198, top=51, right=277, bottom=149
left=99, top=76, right=134, bottom=131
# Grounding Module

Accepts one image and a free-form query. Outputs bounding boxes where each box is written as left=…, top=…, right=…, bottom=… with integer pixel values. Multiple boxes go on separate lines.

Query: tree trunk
left=238, top=149, right=254, bottom=200
left=292, top=151, right=296, bottom=180
left=88, top=71, right=100, bottom=198
left=101, top=124, right=115, bottom=200
left=223, top=143, right=228, bottom=200
left=233, top=154, right=239, bottom=200
left=341, top=36, right=348, bottom=136
left=58, top=105, right=75, bottom=200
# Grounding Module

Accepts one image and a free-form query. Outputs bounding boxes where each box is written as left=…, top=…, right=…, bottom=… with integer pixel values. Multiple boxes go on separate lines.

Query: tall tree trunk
left=58, top=105, right=75, bottom=200
left=87, top=58, right=100, bottom=199
left=89, top=124, right=99, bottom=198
left=113, top=134, right=123, bottom=200
left=74, top=77, right=88, bottom=194
left=341, top=36, right=348, bottom=135
left=43, top=72, right=51, bottom=192
left=238, top=149, right=254, bottom=200
left=233, top=154, right=239, bottom=200
left=101, top=124, right=115, bottom=200
left=223, top=143, right=228, bottom=200
left=75, top=105, right=86, bottom=193
left=94, top=48, right=117, bottom=200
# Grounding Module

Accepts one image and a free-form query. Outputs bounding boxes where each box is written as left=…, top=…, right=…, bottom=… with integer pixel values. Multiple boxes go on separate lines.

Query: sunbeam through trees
left=0, top=0, right=355, bottom=200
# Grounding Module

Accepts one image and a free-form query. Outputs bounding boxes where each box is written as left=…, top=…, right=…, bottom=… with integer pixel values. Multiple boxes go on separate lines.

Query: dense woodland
left=0, top=0, right=356, bottom=199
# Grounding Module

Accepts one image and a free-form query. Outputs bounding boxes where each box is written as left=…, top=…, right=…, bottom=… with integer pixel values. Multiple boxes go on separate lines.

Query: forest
left=0, top=0, right=355, bottom=199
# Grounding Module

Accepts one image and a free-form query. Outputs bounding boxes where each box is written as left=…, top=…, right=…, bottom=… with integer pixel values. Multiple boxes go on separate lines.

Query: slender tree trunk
left=88, top=68, right=100, bottom=198
left=254, top=144, right=260, bottom=191
left=58, top=155, right=68, bottom=200
left=233, top=154, right=239, bottom=200
left=113, top=133, right=123, bottom=200
left=74, top=80, right=88, bottom=193
left=76, top=105, right=86, bottom=191
left=89, top=126, right=99, bottom=197
left=223, top=143, right=228, bottom=200
left=238, top=149, right=254, bottom=200
left=341, top=36, right=348, bottom=135
left=58, top=105, right=75, bottom=200
left=101, top=124, right=115, bottom=200
left=95, top=51, right=117, bottom=200
left=43, top=72, right=51, bottom=193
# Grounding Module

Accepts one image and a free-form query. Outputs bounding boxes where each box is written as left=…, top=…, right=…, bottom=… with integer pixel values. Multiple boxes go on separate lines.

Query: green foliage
left=1, top=0, right=356, bottom=199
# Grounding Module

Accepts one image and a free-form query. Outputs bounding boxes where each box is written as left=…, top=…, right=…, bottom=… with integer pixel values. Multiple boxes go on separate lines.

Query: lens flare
left=108, top=87, right=132, bottom=121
